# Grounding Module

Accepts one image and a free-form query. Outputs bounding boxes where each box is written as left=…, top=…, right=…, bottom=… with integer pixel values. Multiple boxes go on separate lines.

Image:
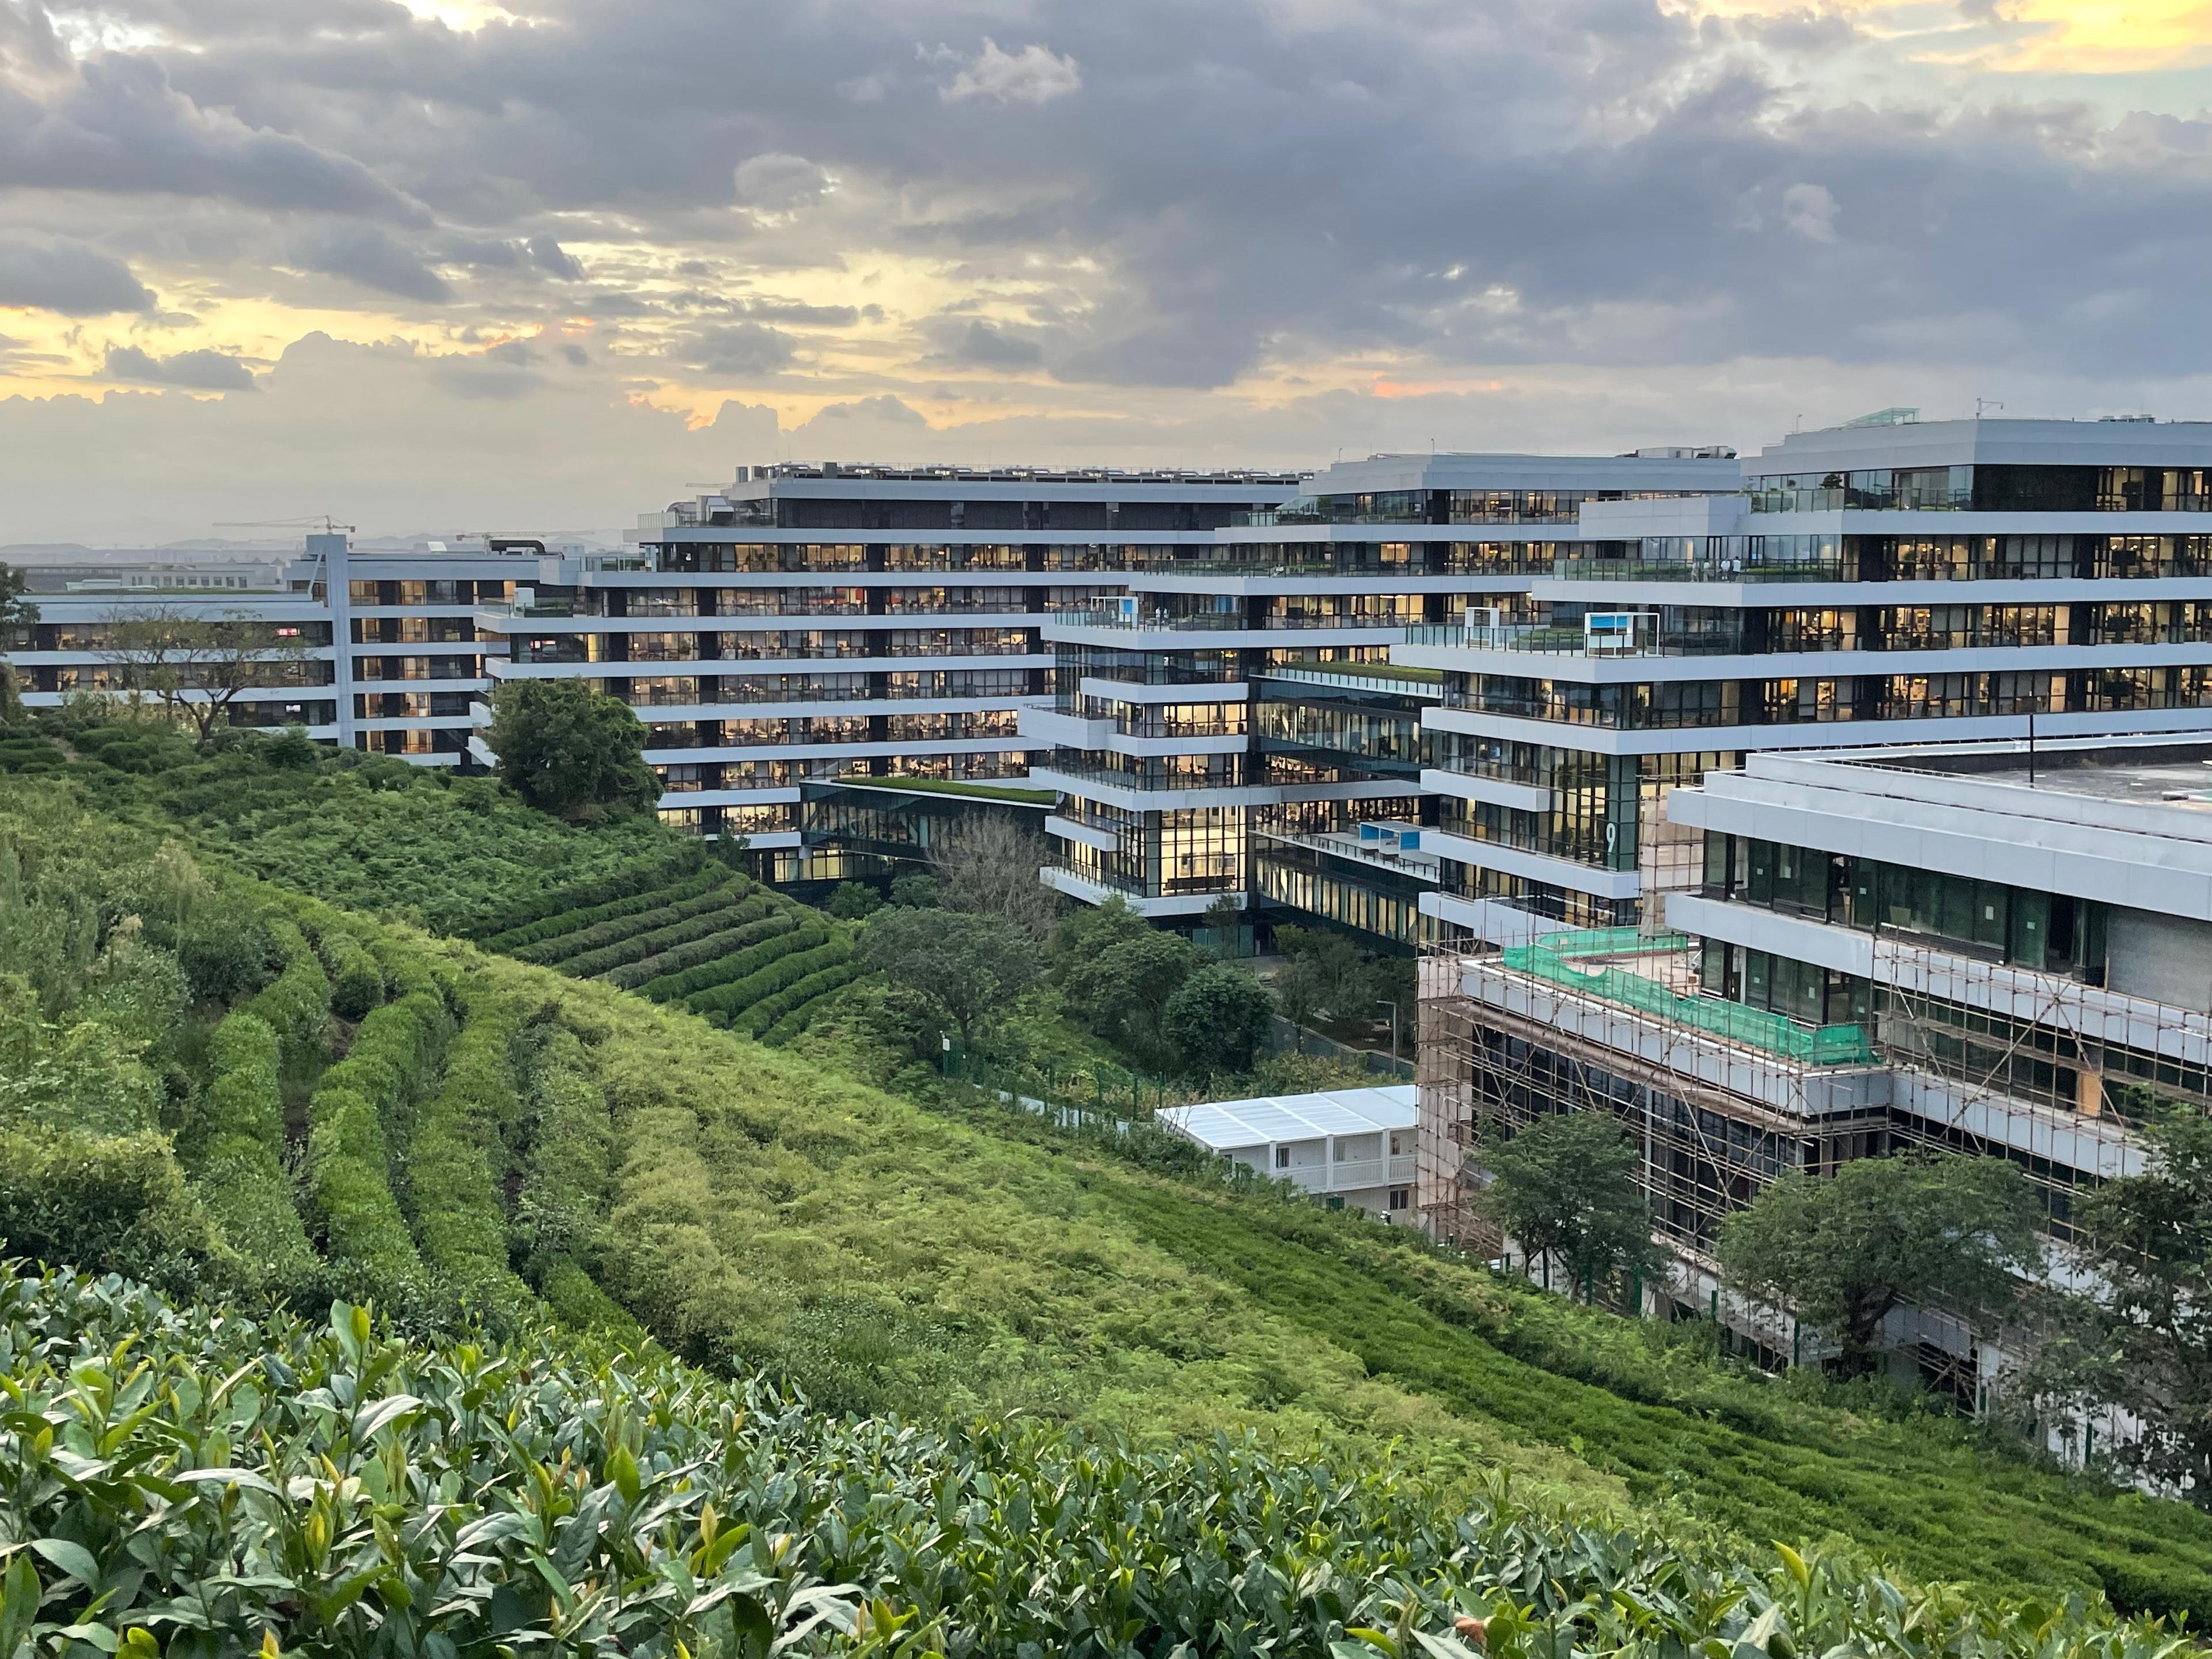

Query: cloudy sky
left=3, top=0, right=2211, bottom=542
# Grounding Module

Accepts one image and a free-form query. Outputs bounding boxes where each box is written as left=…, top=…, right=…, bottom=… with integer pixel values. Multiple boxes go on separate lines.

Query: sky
left=3, top=0, right=2212, bottom=543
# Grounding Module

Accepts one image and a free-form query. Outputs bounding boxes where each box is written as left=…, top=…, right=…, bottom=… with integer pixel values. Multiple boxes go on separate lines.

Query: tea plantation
left=7, top=732, right=2212, bottom=1639
left=471, top=859, right=857, bottom=1041
left=7, top=1268, right=2192, bottom=1659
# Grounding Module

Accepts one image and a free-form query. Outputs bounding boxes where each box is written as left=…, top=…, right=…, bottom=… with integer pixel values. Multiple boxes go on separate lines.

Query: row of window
left=604, top=586, right=1107, bottom=618
left=518, top=630, right=1042, bottom=665
left=353, top=617, right=476, bottom=643
left=1701, top=834, right=2107, bottom=979
left=1455, top=667, right=2212, bottom=728
left=621, top=706, right=1022, bottom=741
left=354, top=656, right=479, bottom=681
left=349, top=579, right=512, bottom=606
left=651, top=540, right=1248, bottom=574
left=1748, top=464, right=2212, bottom=516
left=1271, top=488, right=1681, bottom=527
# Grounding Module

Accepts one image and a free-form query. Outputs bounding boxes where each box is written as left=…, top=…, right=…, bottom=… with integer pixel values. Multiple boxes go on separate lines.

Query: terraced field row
left=471, top=856, right=859, bottom=1041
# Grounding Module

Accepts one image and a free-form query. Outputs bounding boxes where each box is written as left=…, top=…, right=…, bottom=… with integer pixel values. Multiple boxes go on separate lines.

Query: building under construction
left=1418, top=737, right=2210, bottom=1380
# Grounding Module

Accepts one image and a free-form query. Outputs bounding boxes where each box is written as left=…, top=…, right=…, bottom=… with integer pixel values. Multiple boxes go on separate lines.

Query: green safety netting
left=1499, top=935, right=1877, bottom=1066
left=1525, top=925, right=1689, bottom=959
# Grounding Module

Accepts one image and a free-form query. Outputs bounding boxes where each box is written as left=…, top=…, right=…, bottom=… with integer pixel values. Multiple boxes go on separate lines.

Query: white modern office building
left=473, top=463, right=1304, bottom=866
left=3, top=469, right=1303, bottom=872
left=5, top=532, right=570, bottom=761
left=1418, top=734, right=2212, bottom=1389
left=1160, top=1084, right=1419, bottom=1217
left=1398, top=413, right=2212, bottom=951
left=1025, top=448, right=1743, bottom=931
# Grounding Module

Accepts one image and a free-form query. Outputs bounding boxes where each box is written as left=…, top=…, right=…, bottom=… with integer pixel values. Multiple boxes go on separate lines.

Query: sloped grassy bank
left=9, top=760, right=2212, bottom=1623
left=0, top=1267, right=2192, bottom=1659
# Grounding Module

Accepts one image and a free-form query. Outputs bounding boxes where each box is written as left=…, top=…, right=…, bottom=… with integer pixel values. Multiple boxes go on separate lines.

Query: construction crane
left=213, top=517, right=357, bottom=535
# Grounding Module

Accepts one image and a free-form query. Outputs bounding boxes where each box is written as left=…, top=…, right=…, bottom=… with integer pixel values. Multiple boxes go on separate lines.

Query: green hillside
left=8, top=1268, right=2176, bottom=1659
left=6, top=724, right=2212, bottom=1633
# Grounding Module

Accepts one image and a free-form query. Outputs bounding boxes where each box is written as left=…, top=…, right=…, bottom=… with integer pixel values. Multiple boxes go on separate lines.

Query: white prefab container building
left=1160, top=1084, right=1416, bottom=1217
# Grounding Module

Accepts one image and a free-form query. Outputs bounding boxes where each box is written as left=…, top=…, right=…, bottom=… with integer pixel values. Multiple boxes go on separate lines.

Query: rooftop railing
left=1062, top=610, right=1418, bottom=632
left=1550, top=557, right=1846, bottom=583
left=1400, top=621, right=1745, bottom=659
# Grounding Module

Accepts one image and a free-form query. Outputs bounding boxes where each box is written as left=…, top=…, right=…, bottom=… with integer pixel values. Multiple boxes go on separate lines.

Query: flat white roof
left=1160, top=1084, right=1415, bottom=1152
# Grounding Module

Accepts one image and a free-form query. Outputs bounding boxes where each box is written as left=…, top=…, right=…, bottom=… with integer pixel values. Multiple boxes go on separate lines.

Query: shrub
left=516, top=879, right=753, bottom=964
left=551, top=896, right=776, bottom=979
left=510, top=1025, right=615, bottom=1271
left=303, top=987, right=451, bottom=1305
left=248, top=913, right=331, bottom=1065
left=471, top=847, right=707, bottom=938
left=759, top=981, right=850, bottom=1047
left=638, top=918, right=813, bottom=1001
left=734, top=963, right=857, bottom=1039
left=479, top=868, right=730, bottom=952
left=0, top=1269, right=2195, bottom=1659
left=407, top=990, right=539, bottom=1327
left=0, top=1128, right=233, bottom=1297
left=683, top=936, right=844, bottom=1022
left=182, top=1011, right=321, bottom=1297
left=603, top=908, right=788, bottom=988
left=888, top=872, right=939, bottom=908
left=825, top=880, right=882, bottom=919
left=316, top=923, right=388, bottom=1021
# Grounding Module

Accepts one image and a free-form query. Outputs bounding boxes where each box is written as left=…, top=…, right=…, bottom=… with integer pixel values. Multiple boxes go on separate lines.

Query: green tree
left=854, top=906, right=1041, bottom=1048
left=1165, top=963, right=1275, bottom=1074
left=0, top=562, right=32, bottom=631
left=930, top=815, right=1060, bottom=940
left=1480, top=1113, right=1657, bottom=1299
left=1199, top=892, right=1246, bottom=956
left=1063, top=929, right=1199, bottom=1066
left=1718, top=1153, right=2041, bottom=1373
left=485, top=679, right=661, bottom=823
left=1274, top=924, right=1380, bottom=1028
left=98, top=606, right=310, bottom=748
left=826, top=881, right=882, bottom=919
left=888, top=872, right=939, bottom=908
left=1050, top=895, right=1152, bottom=973
left=0, top=562, right=34, bottom=726
left=2024, top=1110, right=2212, bottom=1501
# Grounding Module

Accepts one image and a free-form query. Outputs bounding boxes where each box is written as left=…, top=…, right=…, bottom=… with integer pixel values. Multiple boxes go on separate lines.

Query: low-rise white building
left=1161, top=1084, right=1416, bottom=1217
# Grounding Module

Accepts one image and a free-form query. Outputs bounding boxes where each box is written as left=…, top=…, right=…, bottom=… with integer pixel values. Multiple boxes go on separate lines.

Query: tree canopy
left=854, top=905, right=1042, bottom=1047
left=1061, top=929, right=1199, bottom=1068
left=1274, top=924, right=1410, bottom=1033
left=484, top=679, right=661, bottom=823
left=1479, top=1113, right=1656, bottom=1298
left=96, top=607, right=309, bottom=748
left=1164, top=963, right=1275, bottom=1074
left=1717, top=1152, right=2041, bottom=1372
left=2022, top=1109, right=2212, bottom=1500
left=929, top=815, right=1060, bottom=940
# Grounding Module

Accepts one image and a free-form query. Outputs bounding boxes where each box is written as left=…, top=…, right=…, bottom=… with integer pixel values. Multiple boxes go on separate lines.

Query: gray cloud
left=0, top=51, right=427, bottom=220
left=529, top=234, right=585, bottom=279
left=929, top=39, right=1082, bottom=106
left=104, top=343, right=257, bottom=391
left=744, top=299, right=861, bottom=325
left=923, top=317, right=1044, bottom=369
left=677, top=321, right=797, bottom=376
left=1, top=0, right=2210, bottom=543
left=430, top=356, right=541, bottom=399
left=732, top=151, right=831, bottom=211
left=291, top=224, right=453, bottom=301
left=0, top=237, right=153, bottom=314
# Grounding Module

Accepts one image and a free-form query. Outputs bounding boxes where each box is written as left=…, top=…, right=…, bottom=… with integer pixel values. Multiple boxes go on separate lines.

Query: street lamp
left=1376, top=999, right=1400, bottom=1069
